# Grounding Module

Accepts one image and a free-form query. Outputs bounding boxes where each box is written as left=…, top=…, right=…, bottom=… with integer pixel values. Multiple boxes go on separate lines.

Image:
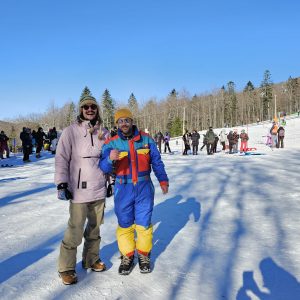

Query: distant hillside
left=0, top=120, right=41, bottom=147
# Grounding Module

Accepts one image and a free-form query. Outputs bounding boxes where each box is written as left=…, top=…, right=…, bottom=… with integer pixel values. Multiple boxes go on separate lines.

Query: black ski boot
left=138, top=252, right=151, bottom=273
left=118, top=255, right=134, bottom=275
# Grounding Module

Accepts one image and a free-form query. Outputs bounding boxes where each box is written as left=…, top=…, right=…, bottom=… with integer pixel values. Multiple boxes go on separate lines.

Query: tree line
left=2, top=70, right=299, bottom=145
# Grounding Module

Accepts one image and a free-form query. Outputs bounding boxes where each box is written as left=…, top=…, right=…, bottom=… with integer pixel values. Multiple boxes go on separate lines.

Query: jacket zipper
left=77, top=168, right=81, bottom=189
left=90, top=133, right=94, bottom=146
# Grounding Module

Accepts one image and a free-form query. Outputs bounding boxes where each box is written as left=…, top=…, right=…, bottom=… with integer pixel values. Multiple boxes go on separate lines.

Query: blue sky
left=0, top=0, right=299, bottom=120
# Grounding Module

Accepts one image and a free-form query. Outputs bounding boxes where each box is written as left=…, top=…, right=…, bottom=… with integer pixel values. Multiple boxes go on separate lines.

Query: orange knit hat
left=114, top=108, right=133, bottom=123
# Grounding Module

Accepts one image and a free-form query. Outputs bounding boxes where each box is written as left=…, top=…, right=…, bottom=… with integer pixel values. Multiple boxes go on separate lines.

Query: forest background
left=0, top=70, right=299, bottom=148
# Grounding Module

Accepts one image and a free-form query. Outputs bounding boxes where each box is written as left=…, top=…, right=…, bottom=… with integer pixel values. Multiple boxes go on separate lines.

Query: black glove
left=57, top=183, right=73, bottom=200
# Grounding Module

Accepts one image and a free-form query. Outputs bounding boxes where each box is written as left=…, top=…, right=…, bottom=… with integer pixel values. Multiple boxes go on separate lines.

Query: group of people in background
left=266, top=121, right=285, bottom=149
left=0, top=126, right=60, bottom=162
left=19, top=126, right=58, bottom=162
left=154, top=131, right=172, bottom=154
left=171, top=120, right=286, bottom=156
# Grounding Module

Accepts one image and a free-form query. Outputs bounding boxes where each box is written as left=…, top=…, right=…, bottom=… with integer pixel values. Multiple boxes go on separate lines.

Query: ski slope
left=1, top=116, right=300, bottom=300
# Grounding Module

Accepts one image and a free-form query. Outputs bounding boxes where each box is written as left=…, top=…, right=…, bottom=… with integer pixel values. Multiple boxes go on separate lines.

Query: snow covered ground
left=1, top=116, right=300, bottom=300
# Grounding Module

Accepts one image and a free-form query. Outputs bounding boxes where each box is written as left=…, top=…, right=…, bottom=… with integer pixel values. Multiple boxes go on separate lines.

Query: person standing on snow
left=55, top=92, right=108, bottom=285
left=99, top=108, right=169, bottom=275
left=239, top=129, right=249, bottom=152
left=232, top=129, right=240, bottom=153
left=219, top=129, right=227, bottom=151
left=191, top=129, right=200, bottom=155
left=20, top=127, right=32, bottom=162
left=270, top=121, right=279, bottom=148
left=163, top=131, right=172, bottom=153
left=205, top=126, right=215, bottom=155
left=154, top=131, right=163, bottom=153
left=35, top=127, right=46, bottom=158
left=0, top=131, right=10, bottom=159
left=182, top=129, right=191, bottom=155
left=277, top=126, right=285, bottom=148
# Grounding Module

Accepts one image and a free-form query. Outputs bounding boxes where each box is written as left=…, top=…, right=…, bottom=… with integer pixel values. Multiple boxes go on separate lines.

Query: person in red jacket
left=239, top=129, right=249, bottom=152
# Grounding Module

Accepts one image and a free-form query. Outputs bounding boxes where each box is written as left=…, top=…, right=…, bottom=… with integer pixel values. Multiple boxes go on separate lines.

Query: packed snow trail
left=1, top=117, right=300, bottom=299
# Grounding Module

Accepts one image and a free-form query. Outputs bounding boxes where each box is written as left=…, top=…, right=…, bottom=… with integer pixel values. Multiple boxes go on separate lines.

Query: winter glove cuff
left=57, top=183, right=68, bottom=190
left=57, top=183, right=73, bottom=200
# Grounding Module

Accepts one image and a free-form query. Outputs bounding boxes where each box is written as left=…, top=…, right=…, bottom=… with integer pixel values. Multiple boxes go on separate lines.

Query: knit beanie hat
left=79, top=95, right=99, bottom=110
left=114, top=108, right=133, bottom=123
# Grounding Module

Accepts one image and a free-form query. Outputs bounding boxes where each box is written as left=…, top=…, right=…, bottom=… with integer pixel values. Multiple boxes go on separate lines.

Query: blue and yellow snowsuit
left=99, top=125, right=169, bottom=257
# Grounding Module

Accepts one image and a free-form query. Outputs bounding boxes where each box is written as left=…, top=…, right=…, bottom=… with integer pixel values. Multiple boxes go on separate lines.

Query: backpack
left=278, top=128, right=285, bottom=137
left=271, top=125, right=278, bottom=134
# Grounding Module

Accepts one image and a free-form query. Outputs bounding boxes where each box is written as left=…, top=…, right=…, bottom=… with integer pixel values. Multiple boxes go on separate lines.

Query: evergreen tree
left=166, top=89, right=178, bottom=132
left=170, top=116, right=182, bottom=137
left=222, top=86, right=229, bottom=127
left=101, top=89, right=115, bottom=129
left=260, top=70, right=273, bottom=120
left=66, top=102, right=76, bottom=125
left=80, top=86, right=92, bottom=101
left=243, top=81, right=255, bottom=92
left=243, top=81, right=257, bottom=123
left=128, top=93, right=139, bottom=117
left=285, top=76, right=299, bottom=114
left=169, top=89, right=178, bottom=98
left=227, top=81, right=237, bottom=126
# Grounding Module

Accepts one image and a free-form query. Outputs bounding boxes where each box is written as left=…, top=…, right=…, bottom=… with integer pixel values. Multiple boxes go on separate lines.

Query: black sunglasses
left=82, top=104, right=97, bottom=110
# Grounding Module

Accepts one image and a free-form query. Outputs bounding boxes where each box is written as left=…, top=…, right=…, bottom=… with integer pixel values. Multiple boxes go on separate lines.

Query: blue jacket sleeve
left=99, top=143, right=113, bottom=174
left=149, top=139, right=169, bottom=183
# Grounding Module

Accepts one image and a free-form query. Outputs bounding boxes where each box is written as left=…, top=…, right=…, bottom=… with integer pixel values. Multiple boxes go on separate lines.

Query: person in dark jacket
left=20, top=127, right=32, bottom=162
left=35, top=127, right=46, bottom=158
left=277, top=126, right=285, bottom=148
left=227, top=130, right=239, bottom=154
left=49, top=127, right=58, bottom=142
left=0, top=131, right=10, bottom=159
left=182, top=130, right=191, bottom=155
left=212, top=134, right=219, bottom=153
left=191, top=130, right=200, bottom=155
left=205, top=127, right=215, bottom=155
left=163, top=132, right=172, bottom=153
left=154, top=131, right=164, bottom=153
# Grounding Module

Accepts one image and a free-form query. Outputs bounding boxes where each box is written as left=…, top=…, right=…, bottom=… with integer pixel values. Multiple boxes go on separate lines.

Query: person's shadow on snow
left=151, top=195, right=201, bottom=267
left=236, top=257, right=300, bottom=300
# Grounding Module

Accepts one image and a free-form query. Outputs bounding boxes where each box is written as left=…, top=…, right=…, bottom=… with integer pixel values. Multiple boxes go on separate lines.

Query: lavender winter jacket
left=55, top=120, right=107, bottom=203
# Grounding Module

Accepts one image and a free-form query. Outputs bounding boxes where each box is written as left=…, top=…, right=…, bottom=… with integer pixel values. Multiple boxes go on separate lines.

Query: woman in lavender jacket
left=55, top=93, right=108, bottom=285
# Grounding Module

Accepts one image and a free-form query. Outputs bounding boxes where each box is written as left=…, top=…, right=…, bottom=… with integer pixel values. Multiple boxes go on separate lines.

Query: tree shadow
left=237, top=257, right=300, bottom=300
left=0, top=183, right=55, bottom=207
left=0, top=232, right=63, bottom=284
left=151, top=195, right=201, bottom=266
left=0, top=177, right=27, bottom=183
